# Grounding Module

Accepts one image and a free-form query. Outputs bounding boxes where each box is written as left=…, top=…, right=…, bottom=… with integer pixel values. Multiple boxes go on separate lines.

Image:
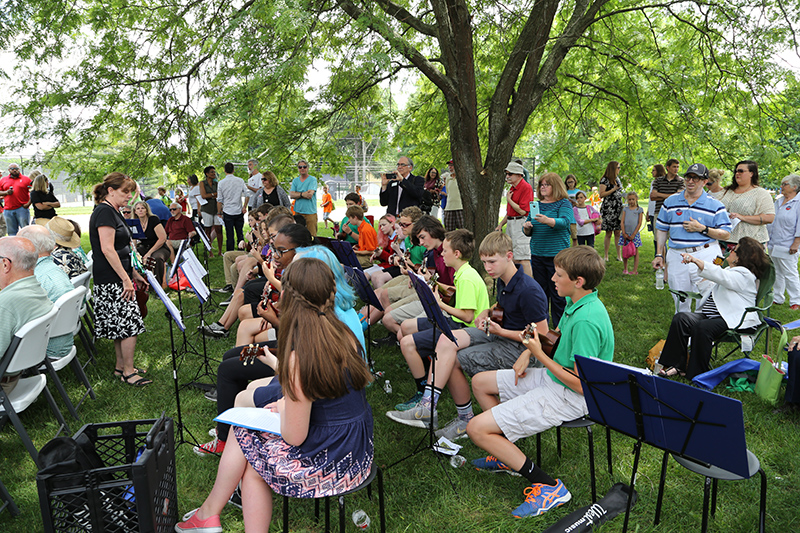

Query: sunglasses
left=169, top=208, right=180, bottom=211
left=398, top=222, right=412, bottom=228
left=298, top=165, right=308, bottom=169
left=735, top=169, right=750, bottom=174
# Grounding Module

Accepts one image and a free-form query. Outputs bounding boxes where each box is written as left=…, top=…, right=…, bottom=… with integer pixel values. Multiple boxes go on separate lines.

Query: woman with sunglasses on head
left=718, top=160, right=775, bottom=246
left=133, top=200, right=171, bottom=289
left=250, top=171, right=291, bottom=210
left=657, top=237, right=770, bottom=379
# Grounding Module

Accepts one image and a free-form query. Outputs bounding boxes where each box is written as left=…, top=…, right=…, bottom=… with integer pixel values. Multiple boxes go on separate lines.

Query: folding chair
left=71, top=271, right=96, bottom=365
left=0, top=307, right=71, bottom=466
left=0, top=474, right=20, bottom=517
left=669, top=260, right=775, bottom=362
left=41, top=286, right=96, bottom=416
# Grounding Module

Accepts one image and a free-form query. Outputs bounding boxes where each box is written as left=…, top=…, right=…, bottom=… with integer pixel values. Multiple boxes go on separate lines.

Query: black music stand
left=180, top=260, right=217, bottom=390
left=343, top=265, right=383, bottom=371
left=574, top=355, right=752, bottom=533
left=191, top=220, right=219, bottom=303
left=388, top=273, right=459, bottom=492
left=330, top=240, right=362, bottom=270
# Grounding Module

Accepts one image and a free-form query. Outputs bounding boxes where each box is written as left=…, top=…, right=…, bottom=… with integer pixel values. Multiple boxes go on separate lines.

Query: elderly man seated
left=17, top=225, right=75, bottom=360
left=0, top=237, right=55, bottom=395
left=165, top=202, right=197, bottom=262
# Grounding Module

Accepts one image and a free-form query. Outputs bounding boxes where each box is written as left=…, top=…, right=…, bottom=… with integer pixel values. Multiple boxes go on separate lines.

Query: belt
left=508, top=216, right=526, bottom=220
left=678, top=243, right=712, bottom=253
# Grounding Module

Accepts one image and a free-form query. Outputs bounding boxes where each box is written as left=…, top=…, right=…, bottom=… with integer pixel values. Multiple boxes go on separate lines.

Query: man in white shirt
left=245, top=159, right=263, bottom=210
left=216, top=162, right=249, bottom=251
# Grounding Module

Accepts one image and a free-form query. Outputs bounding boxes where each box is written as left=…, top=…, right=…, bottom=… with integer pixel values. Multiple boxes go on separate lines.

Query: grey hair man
left=0, top=237, right=55, bottom=393
left=17, top=225, right=75, bottom=359
left=245, top=158, right=263, bottom=207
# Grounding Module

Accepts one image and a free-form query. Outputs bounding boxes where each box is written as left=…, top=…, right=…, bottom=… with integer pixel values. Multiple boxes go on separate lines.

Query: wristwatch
left=700, top=225, right=710, bottom=236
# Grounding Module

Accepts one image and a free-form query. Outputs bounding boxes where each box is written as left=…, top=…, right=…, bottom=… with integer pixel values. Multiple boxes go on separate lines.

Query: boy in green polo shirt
left=386, top=229, right=490, bottom=428
left=466, top=245, right=614, bottom=519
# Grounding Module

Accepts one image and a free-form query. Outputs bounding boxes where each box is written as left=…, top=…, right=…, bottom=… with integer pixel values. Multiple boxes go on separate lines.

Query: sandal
left=121, top=372, right=153, bottom=387
left=658, top=366, right=685, bottom=378
left=114, top=367, right=147, bottom=377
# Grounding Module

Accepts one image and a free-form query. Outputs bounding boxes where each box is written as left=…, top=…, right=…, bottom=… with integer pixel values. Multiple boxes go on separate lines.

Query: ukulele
left=483, top=304, right=505, bottom=335
left=522, top=324, right=562, bottom=357
left=144, top=255, right=158, bottom=272
left=428, top=272, right=455, bottom=305
left=239, top=344, right=278, bottom=365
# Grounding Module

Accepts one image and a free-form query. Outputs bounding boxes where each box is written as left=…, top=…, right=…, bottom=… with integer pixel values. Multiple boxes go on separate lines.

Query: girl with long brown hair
left=177, top=257, right=374, bottom=532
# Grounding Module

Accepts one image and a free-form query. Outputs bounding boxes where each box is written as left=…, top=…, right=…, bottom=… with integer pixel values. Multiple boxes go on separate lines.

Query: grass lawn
left=2, top=220, right=799, bottom=532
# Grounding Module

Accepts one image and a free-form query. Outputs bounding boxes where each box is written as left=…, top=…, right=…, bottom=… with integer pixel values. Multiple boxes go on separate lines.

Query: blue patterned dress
left=235, top=378, right=374, bottom=498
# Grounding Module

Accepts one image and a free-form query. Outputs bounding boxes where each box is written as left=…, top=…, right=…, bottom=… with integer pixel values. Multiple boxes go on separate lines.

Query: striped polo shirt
left=651, top=175, right=685, bottom=217
left=656, top=190, right=731, bottom=249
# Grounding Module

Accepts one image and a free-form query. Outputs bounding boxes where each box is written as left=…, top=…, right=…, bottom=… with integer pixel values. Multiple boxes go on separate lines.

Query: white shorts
left=666, top=242, right=720, bottom=313
left=506, top=218, right=531, bottom=261
left=201, top=212, right=223, bottom=227
left=491, top=368, right=587, bottom=443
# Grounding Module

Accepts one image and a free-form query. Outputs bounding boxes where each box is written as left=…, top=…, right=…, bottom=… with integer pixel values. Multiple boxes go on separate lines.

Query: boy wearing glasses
left=289, top=159, right=318, bottom=236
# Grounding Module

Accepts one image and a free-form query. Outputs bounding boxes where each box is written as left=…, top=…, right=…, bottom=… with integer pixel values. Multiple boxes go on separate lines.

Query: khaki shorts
left=491, top=368, right=588, bottom=443
left=506, top=218, right=531, bottom=261
left=385, top=276, right=415, bottom=303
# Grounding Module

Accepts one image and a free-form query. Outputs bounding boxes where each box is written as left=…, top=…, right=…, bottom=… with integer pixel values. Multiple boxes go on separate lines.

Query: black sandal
left=114, top=367, right=147, bottom=378
left=658, top=366, right=685, bottom=378
left=121, top=372, right=153, bottom=387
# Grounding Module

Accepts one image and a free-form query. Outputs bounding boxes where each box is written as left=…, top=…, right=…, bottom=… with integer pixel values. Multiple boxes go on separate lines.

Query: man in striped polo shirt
left=652, top=163, right=732, bottom=313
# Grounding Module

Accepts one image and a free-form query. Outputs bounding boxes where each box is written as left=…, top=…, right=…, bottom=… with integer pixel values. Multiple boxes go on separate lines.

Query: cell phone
left=529, top=201, right=540, bottom=217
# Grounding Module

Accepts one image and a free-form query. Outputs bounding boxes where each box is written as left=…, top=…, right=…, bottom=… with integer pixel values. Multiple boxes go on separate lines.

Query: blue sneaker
left=395, top=391, right=423, bottom=411
left=471, top=455, right=520, bottom=476
left=511, top=480, right=571, bottom=518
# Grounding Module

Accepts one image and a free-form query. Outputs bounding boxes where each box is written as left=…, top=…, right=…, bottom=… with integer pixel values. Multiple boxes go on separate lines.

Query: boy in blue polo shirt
left=467, top=246, right=613, bottom=519
left=386, top=229, right=489, bottom=429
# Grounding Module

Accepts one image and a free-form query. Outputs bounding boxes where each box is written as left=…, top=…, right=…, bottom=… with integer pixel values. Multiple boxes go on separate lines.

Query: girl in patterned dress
left=176, top=257, right=374, bottom=533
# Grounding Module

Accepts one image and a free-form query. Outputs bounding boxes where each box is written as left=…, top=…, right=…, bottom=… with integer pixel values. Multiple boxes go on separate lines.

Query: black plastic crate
left=37, top=416, right=177, bottom=533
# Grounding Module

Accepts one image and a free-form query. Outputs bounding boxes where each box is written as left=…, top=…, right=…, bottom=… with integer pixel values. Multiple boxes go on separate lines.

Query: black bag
left=38, top=433, right=109, bottom=490
left=543, top=483, right=637, bottom=533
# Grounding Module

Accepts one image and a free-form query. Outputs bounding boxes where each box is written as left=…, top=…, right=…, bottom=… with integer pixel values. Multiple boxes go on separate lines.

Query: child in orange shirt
left=344, top=205, right=378, bottom=268
left=320, top=185, right=334, bottom=229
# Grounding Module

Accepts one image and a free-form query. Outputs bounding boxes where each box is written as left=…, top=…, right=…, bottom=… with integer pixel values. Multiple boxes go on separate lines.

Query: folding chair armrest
left=668, top=289, right=702, bottom=303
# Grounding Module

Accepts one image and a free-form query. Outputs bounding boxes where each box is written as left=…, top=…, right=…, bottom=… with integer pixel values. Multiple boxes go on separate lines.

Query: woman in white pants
left=768, top=174, right=800, bottom=309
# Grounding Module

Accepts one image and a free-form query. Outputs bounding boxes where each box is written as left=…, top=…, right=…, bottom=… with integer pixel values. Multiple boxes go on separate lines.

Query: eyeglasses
left=0, top=256, right=10, bottom=265
left=271, top=245, right=296, bottom=258
left=735, top=169, right=750, bottom=174
left=397, top=163, right=409, bottom=168
left=398, top=222, right=412, bottom=228
left=684, top=175, right=705, bottom=182
left=539, top=182, right=552, bottom=187
left=298, top=165, right=308, bottom=169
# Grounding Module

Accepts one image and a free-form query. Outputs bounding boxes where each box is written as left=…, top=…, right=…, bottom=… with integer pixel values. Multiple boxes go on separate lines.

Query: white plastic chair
left=0, top=307, right=70, bottom=466
left=41, top=286, right=96, bottom=417
left=71, top=271, right=96, bottom=364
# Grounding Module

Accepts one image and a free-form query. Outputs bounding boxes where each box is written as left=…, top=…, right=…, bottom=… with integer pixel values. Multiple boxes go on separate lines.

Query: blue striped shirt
left=656, top=191, right=731, bottom=249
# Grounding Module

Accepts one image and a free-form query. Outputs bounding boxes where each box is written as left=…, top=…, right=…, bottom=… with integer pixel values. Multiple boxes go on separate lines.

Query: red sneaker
left=175, top=508, right=222, bottom=532
left=193, top=437, right=225, bottom=457
left=791, top=304, right=800, bottom=311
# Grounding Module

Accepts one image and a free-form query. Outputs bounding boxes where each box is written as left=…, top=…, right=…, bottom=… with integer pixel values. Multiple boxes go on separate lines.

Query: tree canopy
left=2, top=0, right=799, bottom=244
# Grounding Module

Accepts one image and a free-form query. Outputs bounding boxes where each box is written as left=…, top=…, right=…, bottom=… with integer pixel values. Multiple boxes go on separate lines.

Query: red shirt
left=0, top=174, right=32, bottom=210
left=507, top=179, right=533, bottom=217
left=165, top=214, right=196, bottom=240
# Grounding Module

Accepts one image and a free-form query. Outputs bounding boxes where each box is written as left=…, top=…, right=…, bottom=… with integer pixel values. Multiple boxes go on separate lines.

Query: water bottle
left=352, top=509, right=371, bottom=529
left=383, top=380, right=392, bottom=394
left=655, top=268, right=664, bottom=290
left=450, top=455, right=466, bottom=468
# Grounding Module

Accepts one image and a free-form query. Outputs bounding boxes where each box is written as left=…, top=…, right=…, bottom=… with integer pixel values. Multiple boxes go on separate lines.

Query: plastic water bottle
left=450, top=455, right=466, bottom=468
left=655, top=268, right=665, bottom=290
left=352, top=509, right=371, bottom=529
left=383, top=380, right=392, bottom=394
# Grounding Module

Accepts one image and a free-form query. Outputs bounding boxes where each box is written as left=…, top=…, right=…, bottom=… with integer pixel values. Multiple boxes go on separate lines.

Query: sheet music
left=215, top=407, right=281, bottom=435
left=169, top=240, right=189, bottom=281
left=145, top=270, right=185, bottom=331
left=192, top=221, right=212, bottom=251
left=179, top=250, right=210, bottom=303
